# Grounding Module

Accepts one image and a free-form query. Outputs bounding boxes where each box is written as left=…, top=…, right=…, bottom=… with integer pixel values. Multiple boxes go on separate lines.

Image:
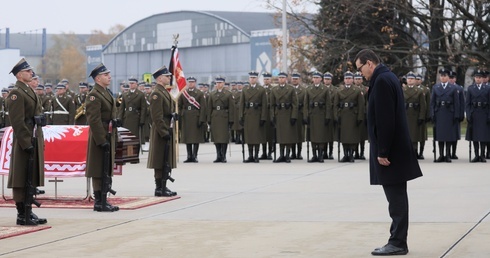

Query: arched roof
left=103, top=10, right=277, bottom=54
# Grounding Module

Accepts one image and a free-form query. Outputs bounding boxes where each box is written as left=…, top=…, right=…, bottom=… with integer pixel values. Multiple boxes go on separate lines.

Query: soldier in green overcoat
left=304, top=72, right=331, bottom=162
left=208, top=76, right=234, bottom=163
left=291, top=72, right=306, bottom=160
left=239, top=71, right=268, bottom=163
left=7, top=58, right=47, bottom=225
left=231, top=82, right=243, bottom=144
left=261, top=73, right=274, bottom=160
left=147, top=66, right=177, bottom=197
left=118, top=77, right=147, bottom=145
left=179, top=76, right=207, bottom=162
left=333, top=71, right=365, bottom=162
left=323, top=72, right=337, bottom=159
left=354, top=72, right=368, bottom=160
left=85, top=63, right=119, bottom=212
left=270, top=72, right=298, bottom=163
left=403, top=72, right=427, bottom=154
left=415, top=74, right=430, bottom=159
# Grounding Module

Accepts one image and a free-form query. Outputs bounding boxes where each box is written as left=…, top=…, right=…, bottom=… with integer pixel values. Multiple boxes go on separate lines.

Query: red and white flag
left=169, top=45, right=187, bottom=98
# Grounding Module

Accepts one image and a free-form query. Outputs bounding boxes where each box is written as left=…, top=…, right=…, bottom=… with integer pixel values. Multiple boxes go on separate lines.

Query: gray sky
left=1, top=0, right=317, bottom=34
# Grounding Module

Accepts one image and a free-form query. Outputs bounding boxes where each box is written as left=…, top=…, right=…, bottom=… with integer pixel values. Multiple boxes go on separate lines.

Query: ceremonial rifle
left=24, top=117, right=43, bottom=225
left=101, top=120, right=117, bottom=211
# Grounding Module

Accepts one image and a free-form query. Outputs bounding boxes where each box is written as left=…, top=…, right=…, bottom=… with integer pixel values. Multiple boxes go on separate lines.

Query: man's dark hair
left=354, top=49, right=381, bottom=66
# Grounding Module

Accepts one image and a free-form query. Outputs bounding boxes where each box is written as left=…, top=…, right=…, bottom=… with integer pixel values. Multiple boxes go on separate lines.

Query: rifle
left=163, top=118, right=175, bottom=186
left=432, top=121, right=437, bottom=162
left=306, top=124, right=310, bottom=161
left=101, top=120, right=118, bottom=211
left=24, top=118, right=43, bottom=225
left=467, top=118, right=472, bottom=162
left=272, top=120, right=277, bottom=162
left=337, top=120, right=341, bottom=162
left=139, top=124, right=144, bottom=154
left=241, top=128, right=245, bottom=162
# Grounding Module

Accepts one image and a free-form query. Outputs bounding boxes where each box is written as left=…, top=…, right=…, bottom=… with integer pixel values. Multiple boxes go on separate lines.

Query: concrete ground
left=0, top=139, right=489, bottom=257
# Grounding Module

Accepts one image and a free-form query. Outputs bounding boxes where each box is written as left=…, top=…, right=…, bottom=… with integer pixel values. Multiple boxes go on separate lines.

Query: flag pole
left=171, top=34, right=180, bottom=163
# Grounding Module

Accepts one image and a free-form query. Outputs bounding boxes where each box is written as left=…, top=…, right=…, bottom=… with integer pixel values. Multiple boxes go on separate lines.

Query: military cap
left=79, top=82, right=88, bottom=88
left=323, top=72, right=333, bottom=79
left=60, top=78, right=69, bottom=84
left=248, top=71, right=259, bottom=77
left=236, top=81, right=243, bottom=85
left=438, top=68, right=450, bottom=75
left=291, top=72, right=301, bottom=79
left=122, top=84, right=130, bottom=89
left=312, top=71, right=322, bottom=78
left=44, top=83, right=53, bottom=88
left=230, top=81, right=236, bottom=85
left=10, top=58, right=33, bottom=76
left=406, top=71, right=416, bottom=79
left=354, top=71, right=363, bottom=79
left=32, top=72, right=39, bottom=79
left=215, top=75, right=225, bottom=82
left=448, top=70, right=457, bottom=78
left=344, top=71, right=354, bottom=78
left=278, top=71, right=288, bottom=77
left=89, top=63, right=110, bottom=79
left=152, top=65, right=172, bottom=79
left=483, top=70, right=489, bottom=77
left=473, top=69, right=484, bottom=77
left=1, top=88, right=9, bottom=93
left=262, top=72, right=272, bottom=78
left=187, top=76, right=196, bottom=82
left=8, top=84, right=14, bottom=90
left=138, top=81, right=146, bottom=86
left=415, top=74, right=423, bottom=80
left=128, top=77, right=138, bottom=83
left=244, top=82, right=250, bottom=86
left=36, top=84, right=45, bottom=90
left=56, top=83, right=66, bottom=89
left=144, top=83, right=152, bottom=88
left=224, top=82, right=230, bottom=87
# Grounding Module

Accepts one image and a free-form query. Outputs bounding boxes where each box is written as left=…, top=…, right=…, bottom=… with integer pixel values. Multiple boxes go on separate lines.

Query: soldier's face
left=312, top=77, right=322, bottom=84
left=416, top=78, right=422, bottom=85
left=36, top=89, right=44, bottom=95
left=278, top=76, right=287, bottom=84
left=18, top=69, right=33, bottom=84
left=188, top=81, right=196, bottom=89
left=216, top=82, right=224, bottom=90
left=292, top=78, right=300, bottom=85
left=46, top=87, right=52, bottom=93
left=56, top=88, right=66, bottom=95
left=129, top=82, right=138, bottom=90
left=2, top=93, right=7, bottom=98
left=439, top=74, right=449, bottom=83
left=28, top=78, right=39, bottom=88
left=344, top=77, right=353, bottom=85
left=407, top=78, right=415, bottom=85
left=354, top=78, right=363, bottom=85
left=483, top=76, right=488, bottom=83
left=263, top=78, right=271, bottom=85
left=97, top=73, right=112, bottom=87
left=249, top=77, right=258, bottom=84
left=474, top=76, right=483, bottom=84
left=323, top=78, right=331, bottom=85
left=449, top=77, right=456, bottom=84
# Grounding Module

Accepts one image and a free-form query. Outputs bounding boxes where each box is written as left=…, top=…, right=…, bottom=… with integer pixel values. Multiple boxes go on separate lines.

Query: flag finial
left=173, top=34, right=179, bottom=46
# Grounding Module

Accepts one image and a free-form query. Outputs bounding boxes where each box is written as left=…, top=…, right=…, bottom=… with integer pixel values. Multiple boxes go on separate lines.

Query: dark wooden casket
left=0, top=126, right=139, bottom=165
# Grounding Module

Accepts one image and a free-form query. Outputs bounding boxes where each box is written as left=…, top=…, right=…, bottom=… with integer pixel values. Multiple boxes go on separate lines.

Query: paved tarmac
left=0, top=139, right=489, bottom=257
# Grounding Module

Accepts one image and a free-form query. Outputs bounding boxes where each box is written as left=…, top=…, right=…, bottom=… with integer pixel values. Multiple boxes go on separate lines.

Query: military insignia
left=152, top=95, right=158, bottom=100
left=89, top=96, right=95, bottom=101
left=10, top=94, right=17, bottom=100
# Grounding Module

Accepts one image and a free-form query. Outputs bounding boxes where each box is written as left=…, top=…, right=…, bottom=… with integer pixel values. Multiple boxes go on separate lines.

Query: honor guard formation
left=3, top=57, right=490, bottom=227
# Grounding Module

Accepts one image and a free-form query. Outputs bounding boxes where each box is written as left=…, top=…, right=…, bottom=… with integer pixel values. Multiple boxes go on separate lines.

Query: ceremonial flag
left=168, top=45, right=186, bottom=98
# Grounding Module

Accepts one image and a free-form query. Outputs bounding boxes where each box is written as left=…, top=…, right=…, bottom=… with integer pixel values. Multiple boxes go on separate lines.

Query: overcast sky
left=0, top=0, right=317, bottom=34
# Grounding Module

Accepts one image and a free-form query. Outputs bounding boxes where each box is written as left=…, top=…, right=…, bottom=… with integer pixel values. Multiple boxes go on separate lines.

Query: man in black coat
left=355, top=49, right=423, bottom=256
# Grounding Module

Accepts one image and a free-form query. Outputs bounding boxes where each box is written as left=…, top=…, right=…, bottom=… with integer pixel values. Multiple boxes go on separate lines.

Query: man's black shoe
left=417, top=154, right=424, bottom=160
left=451, top=155, right=458, bottom=160
left=434, top=156, right=445, bottom=163
left=371, top=244, right=408, bottom=256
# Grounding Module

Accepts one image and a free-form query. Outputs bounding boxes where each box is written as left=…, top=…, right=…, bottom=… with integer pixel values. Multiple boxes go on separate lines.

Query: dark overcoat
left=7, top=81, right=45, bottom=188
left=118, top=89, right=147, bottom=142
left=304, top=84, right=332, bottom=143
left=239, top=84, right=267, bottom=144
left=207, top=89, right=234, bottom=143
left=367, top=64, right=423, bottom=185
left=85, top=84, right=117, bottom=177
left=430, top=83, right=460, bottom=141
left=270, top=85, right=298, bottom=144
left=179, top=88, right=206, bottom=143
left=465, top=84, right=490, bottom=142
left=147, top=84, right=176, bottom=169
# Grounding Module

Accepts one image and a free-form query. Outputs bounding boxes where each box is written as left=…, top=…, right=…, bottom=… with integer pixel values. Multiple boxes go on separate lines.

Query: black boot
left=340, top=147, right=349, bottom=163
left=274, top=145, right=286, bottom=163
left=154, top=179, right=163, bottom=196
left=161, top=178, right=177, bottom=197
left=451, top=141, right=458, bottom=159
left=290, top=145, right=297, bottom=160
left=213, top=144, right=222, bottom=163
left=285, top=146, right=291, bottom=163
left=445, top=143, right=452, bottom=163
left=418, top=141, right=425, bottom=160
left=221, top=144, right=228, bottom=163
left=192, top=144, right=199, bottom=162
left=296, top=144, right=303, bottom=160
left=354, top=145, right=360, bottom=159
left=244, top=147, right=254, bottom=163
left=94, top=191, right=119, bottom=212
left=348, top=149, right=355, bottom=163
left=470, top=142, right=480, bottom=163
left=435, top=142, right=445, bottom=162
left=254, top=145, right=260, bottom=163
left=259, top=144, right=268, bottom=160
left=318, top=147, right=324, bottom=163
left=183, top=144, right=193, bottom=163
left=267, top=144, right=273, bottom=160
left=480, top=144, right=487, bottom=163
left=486, top=143, right=490, bottom=159
left=16, top=202, right=38, bottom=226
left=327, top=143, right=334, bottom=160
left=359, top=142, right=366, bottom=160
left=308, top=146, right=318, bottom=163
